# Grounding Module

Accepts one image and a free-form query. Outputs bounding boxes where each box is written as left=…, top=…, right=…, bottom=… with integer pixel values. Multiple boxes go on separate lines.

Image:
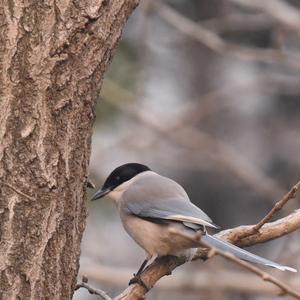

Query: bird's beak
left=90, top=187, right=111, bottom=201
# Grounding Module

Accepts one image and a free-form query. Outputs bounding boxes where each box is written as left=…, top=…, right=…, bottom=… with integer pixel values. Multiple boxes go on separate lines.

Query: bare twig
left=254, top=181, right=300, bottom=229
left=75, top=276, right=112, bottom=300
left=152, top=1, right=300, bottom=70
left=228, top=0, right=300, bottom=32
left=202, top=13, right=274, bottom=33
left=234, top=180, right=300, bottom=241
left=101, top=80, right=286, bottom=199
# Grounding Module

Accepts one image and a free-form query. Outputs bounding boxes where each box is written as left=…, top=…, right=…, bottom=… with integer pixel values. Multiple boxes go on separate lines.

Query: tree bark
left=0, top=1, right=138, bottom=299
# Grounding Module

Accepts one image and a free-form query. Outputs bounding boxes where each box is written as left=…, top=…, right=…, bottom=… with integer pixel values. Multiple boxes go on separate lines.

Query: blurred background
left=74, top=1, right=300, bottom=299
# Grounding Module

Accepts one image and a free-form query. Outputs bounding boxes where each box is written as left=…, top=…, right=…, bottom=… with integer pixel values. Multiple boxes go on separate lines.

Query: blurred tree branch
left=151, top=1, right=300, bottom=71
left=202, top=12, right=274, bottom=33
left=100, top=79, right=287, bottom=200
left=228, top=0, right=300, bottom=32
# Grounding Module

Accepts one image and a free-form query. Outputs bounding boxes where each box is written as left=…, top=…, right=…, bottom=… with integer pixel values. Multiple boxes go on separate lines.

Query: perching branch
left=215, top=209, right=300, bottom=248
left=80, top=265, right=297, bottom=295
left=191, top=209, right=300, bottom=262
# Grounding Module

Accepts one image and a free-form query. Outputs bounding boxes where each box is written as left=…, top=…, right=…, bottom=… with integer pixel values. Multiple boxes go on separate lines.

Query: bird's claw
left=129, top=274, right=149, bottom=291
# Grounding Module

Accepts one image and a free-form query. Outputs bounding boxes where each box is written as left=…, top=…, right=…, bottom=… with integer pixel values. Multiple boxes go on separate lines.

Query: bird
left=91, top=163, right=296, bottom=287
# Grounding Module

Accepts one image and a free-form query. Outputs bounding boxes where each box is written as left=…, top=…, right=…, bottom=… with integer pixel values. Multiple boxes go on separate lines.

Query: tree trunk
left=0, top=1, right=138, bottom=299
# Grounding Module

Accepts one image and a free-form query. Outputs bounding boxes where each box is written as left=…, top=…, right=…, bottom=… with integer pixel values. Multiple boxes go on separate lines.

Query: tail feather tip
left=284, top=266, right=297, bottom=273
left=267, top=264, right=297, bottom=272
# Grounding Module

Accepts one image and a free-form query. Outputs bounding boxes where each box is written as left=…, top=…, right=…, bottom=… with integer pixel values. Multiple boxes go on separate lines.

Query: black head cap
left=91, top=163, right=151, bottom=201
left=103, top=163, right=150, bottom=190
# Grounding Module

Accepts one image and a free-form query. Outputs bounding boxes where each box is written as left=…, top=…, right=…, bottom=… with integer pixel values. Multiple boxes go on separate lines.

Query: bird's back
left=121, top=171, right=215, bottom=227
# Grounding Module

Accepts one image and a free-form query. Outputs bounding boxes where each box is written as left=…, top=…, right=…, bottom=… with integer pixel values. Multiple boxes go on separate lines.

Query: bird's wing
left=123, top=172, right=219, bottom=229
left=128, top=198, right=219, bottom=229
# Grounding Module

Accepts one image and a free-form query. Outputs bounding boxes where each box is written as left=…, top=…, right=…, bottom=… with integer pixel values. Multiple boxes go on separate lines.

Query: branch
left=214, top=209, right=300, bottom=248
left=228, top=0, right=300, bottom=32
left=75, top=276, right=112, bottom=300
left=234, top=180, right=300, bottom=241
left=80, top=265, right=296, bottom=295
left=151, top=1, right=300, bottom=70
left=101, top=79, right=287, bottom=200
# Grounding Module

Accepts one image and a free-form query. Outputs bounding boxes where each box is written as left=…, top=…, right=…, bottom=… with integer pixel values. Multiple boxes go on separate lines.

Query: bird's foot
left=129, top=274, right=149, bottom=291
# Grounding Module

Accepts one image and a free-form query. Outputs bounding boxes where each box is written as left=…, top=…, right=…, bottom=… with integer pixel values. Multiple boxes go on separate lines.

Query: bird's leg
left=135, top=259, right=148, bottom=276
left=129, top=259, right=149, bottom=291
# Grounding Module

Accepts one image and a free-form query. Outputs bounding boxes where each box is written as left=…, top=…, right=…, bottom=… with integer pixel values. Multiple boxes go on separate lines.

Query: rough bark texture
left=0, top=1, right=138, bottom=299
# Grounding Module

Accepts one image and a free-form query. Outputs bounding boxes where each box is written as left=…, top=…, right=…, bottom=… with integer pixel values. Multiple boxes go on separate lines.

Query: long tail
left=201, top=234, right=297, bottom=272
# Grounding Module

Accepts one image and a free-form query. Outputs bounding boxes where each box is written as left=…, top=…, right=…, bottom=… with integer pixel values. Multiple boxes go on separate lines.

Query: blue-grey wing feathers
left=123, top=172, right=219, bottom=229
left=128, top=198, right=219, bottom=228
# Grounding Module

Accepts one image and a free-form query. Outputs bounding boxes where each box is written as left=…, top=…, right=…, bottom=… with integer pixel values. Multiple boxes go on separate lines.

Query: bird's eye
left=116, top=176, right=120, bottom=180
